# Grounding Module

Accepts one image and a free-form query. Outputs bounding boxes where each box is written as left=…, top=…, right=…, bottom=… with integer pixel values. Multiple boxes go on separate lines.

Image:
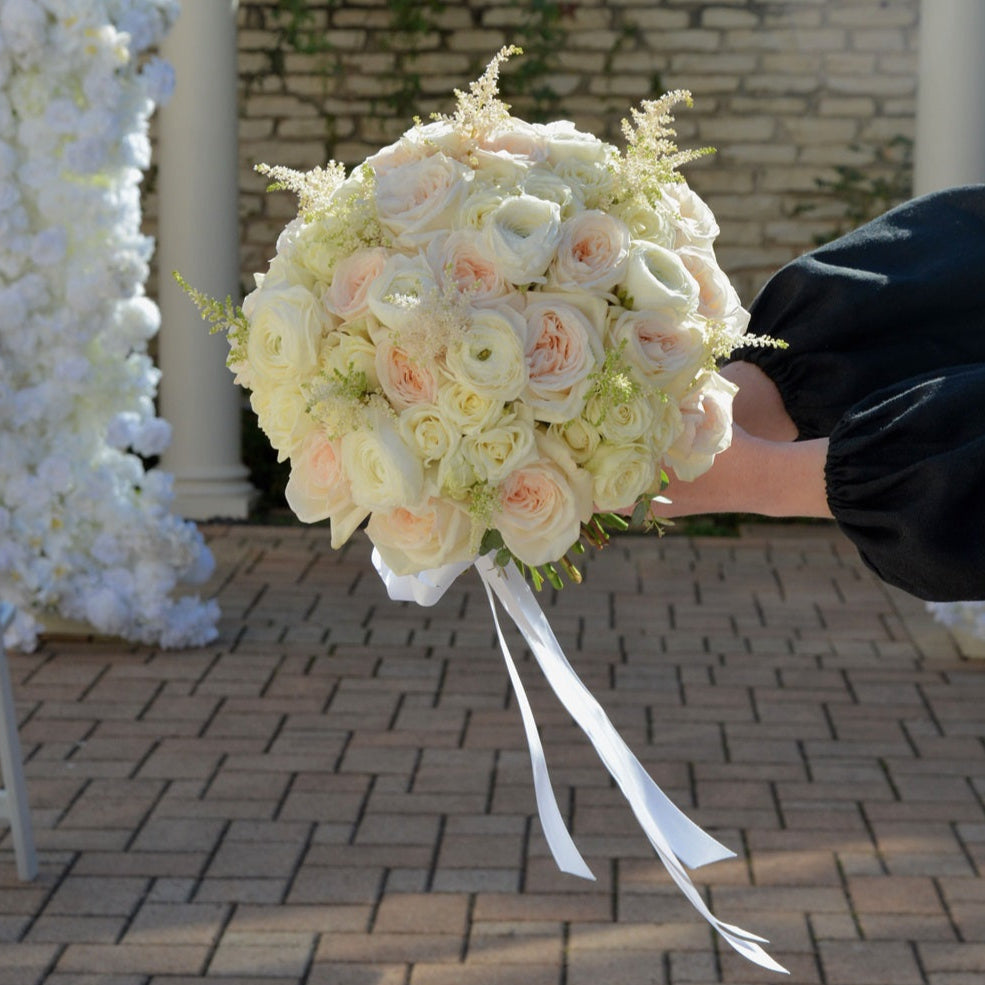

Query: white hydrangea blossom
left=0, top=0, right=219, bottom=651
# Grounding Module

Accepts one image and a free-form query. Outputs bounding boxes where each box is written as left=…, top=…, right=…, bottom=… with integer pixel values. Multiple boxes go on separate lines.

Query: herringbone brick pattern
left=2, top=522, right=984, bottom=985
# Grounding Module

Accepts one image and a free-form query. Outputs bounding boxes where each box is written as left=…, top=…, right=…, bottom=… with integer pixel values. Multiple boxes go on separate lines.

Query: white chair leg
left=0, top=603, right=38, bottom=881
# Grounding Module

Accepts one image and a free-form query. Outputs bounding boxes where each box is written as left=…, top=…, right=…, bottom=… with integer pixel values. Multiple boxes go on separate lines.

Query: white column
left=157, top=0, right=255, bottom=519
left=914, top=0, right=985, bottom=195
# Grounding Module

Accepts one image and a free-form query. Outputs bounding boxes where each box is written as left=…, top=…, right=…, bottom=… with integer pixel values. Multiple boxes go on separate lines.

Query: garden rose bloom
left=551, top=210, right=631, bottom=294
left=285, top=431, right=369, bottom=548
left=481, top=194, right=562, bottom=285
left=664, top=373, right=737, bottom=481
left=608, top=307, right=706, bottom=398
left=523, top=294, right=604, bottom=422
left=678, top=245, right=749, bottom=330
left=661, top=181, right=720, bottom=249
left=495, top=437, right=593, bottom=567
left=429, top=230, right=510, bottom=304
left=621, top=242, right=699, bottom=315
left=375, top=340, right=440, bottom=410
left=368, top=497, right=474, bottom=576
left=375, top=151, right=471, bottom=244
left=326, top=247, right=389, bottom=319
left=480, top=120, right=549, bottom=161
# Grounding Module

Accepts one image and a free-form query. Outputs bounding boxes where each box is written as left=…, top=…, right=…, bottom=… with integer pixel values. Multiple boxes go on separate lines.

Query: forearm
left=658, top=428, right=833, bottom=519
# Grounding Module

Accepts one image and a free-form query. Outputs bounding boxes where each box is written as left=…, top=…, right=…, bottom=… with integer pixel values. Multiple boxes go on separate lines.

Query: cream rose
left=320, top=331, right=380, bottom=394
left=462, top=406, right=538, bottom=484
left=325, top=247, right=390, bottom=320
left=607, top=307, right=706, bottom=399
left=481, top=194, right=562, bottom=285
left=436, top=380, right=501, bottom=435
left=444, top=305, right=528, bottom=402
left=250, top=382, right=313, bottom=462
left=661, top=181, right=720, bottom=249
left=366, top=253, right=439, bottom=335
left=374, top=151, right=471, bottom=244
left=399, top=404, right=460, bottom=468
left=552, top=157, right=619, bottom=211
left=585, top=442, right=657, bottom=512
left=621, top=242, right=700, bottom=315
left=341, top=408, right=425, bottom=510
left=536, top=120, right=611, bottom=167
left=547, top=417, right=602, bottom=465
left=245, top=283, right=327, bottom=386
left=610, top=198, right=674, bottom=246
left=551, top=210, right=631, bottom=294
left=677, top=245, right=746, bottom=325
left=494, top=436, right=593, bottom=567
left=285, top=431, right=369, bottom=548
left=586, top=388, right=655, bottom=445
left=664, top=373, right=737, bottom=482
left=427, top=230, right=511, bottom=304
left=522, top=293, right=604, bottom=423
left=375, top=340, right=440, bottom=410
left=367, top=497, right=475, bottom=576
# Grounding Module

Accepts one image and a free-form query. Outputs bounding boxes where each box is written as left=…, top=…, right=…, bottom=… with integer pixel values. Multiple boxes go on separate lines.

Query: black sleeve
left=734, top=184, right=985, bottom=440
left=825, top=364, right=985, bottom=602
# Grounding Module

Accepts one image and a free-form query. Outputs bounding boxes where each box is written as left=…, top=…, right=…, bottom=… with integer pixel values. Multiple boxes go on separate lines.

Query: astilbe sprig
left=255, top=161, right=347, bottom=219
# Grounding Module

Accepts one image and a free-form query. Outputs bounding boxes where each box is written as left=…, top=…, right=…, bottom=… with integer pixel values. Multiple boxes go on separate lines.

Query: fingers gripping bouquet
left=182, top=49, right=786, bottom=972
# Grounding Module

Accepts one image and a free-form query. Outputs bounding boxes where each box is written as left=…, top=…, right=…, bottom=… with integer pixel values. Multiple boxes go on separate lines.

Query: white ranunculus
left=481, top=194, right=562, bottom=285
left=366, top=253, right=439, bottom=335
left=444, top=304, right=528, bottom=402
left=621, top=242, right=700, bottom=315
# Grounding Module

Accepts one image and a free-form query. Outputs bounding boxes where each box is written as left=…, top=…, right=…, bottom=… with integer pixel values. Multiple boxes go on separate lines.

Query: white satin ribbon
left=372, top=549, right=788, bottom=974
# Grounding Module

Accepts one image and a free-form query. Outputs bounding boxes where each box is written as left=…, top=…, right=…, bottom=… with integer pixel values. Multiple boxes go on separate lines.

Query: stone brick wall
left=220, top=0, right=919, bottom=305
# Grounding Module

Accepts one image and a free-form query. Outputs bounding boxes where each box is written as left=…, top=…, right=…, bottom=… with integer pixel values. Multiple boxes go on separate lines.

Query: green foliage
left=797, top=135, right=913, bottom=244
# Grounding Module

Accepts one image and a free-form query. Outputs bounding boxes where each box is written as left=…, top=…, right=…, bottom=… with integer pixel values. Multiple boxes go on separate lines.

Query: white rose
left=459, top=177, right=513, bottom=231
left=611, top=198, right=674, bottom=246
left=547, top=417, right=602, bottom=465
left=620, top=242, right=699, bottom=315
left=523, top=293, right=604, bottom=423
left=608, top=307, right=707, bottom=399
left=341, top=407, right=425, bottom=510
left=551, top=210, right=631, bottom=294
left=326, top=247, right=390, bottom=320
left=553, top=157, right=619, bottom=211
left=664, top=373, right=737, bottom=482
left=367, top=497, right=475, bottom=576
left=521, top=167, right=578, bottom=218
left=494, top=434, right=593, bottom=567
left=437, top=380, right=502, bottom=435
left=480, top=119, right=549, bottom=161
left=251, top=382, right=313, bottom=462
left=661, top=180, right=720, bottom=249
left=374, top=151, right=471, bottom=245
left=245, top=283, right=328, bottom=385
left=585, top=387, right=655, bottom=445
left=366, top=253, right=439, bottom=335
left=536, top=120, right=612, bottom=166
left=399, top=404, right=460, bottom=467
left=444, top=304, right=528, bottom=402
left=285, top=430, right=369, bottom=548
left=677, top=245, right=747, bottom=326
left=586, top=442, right=657, bottom=512
left=462, top=406, right=538, bottom=484
left=481, top=194, right=562, bottom=285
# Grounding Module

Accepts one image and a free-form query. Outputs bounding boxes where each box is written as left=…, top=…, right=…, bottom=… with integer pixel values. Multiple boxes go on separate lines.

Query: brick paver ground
left=2, top=522, right=985, bottom=985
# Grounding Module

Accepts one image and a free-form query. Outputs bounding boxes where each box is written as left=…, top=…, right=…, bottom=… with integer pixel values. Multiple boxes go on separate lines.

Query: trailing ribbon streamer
left=372, top=549, right=788, bottom=974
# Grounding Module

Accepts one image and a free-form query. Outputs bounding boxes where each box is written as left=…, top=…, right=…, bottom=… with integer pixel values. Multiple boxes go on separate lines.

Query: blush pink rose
left=367, top=497, right=475, bottom=576
left=428, top=230, right=510, bottom=304
left=375, top=341, right=440, bottom=411
left=552, top=210, right=631, bottom=293
left=285, top=431, right=369, bottom=548
left=664, top=373, right=738, bottom=482
left=325, top=247, right=389, bottom=320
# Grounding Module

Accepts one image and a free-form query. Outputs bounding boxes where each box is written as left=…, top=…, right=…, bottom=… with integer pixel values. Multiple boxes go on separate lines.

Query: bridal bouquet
left=184, top=48, right=786, bottom=972
left=185, top=46, right=759, bottom=587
